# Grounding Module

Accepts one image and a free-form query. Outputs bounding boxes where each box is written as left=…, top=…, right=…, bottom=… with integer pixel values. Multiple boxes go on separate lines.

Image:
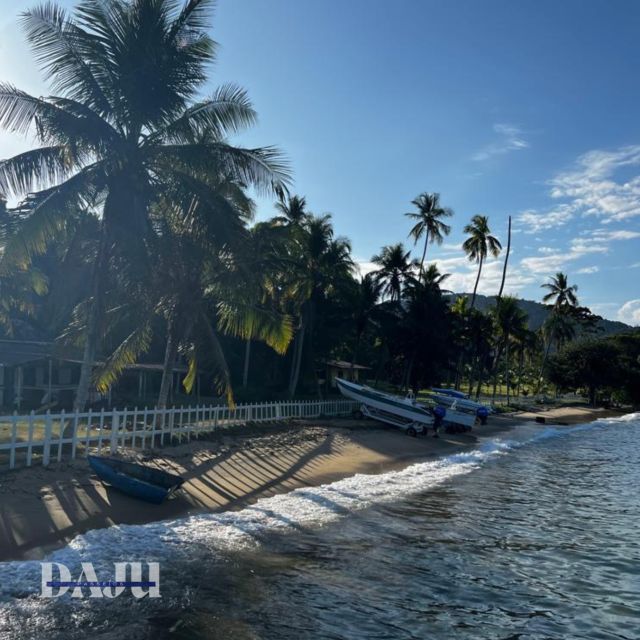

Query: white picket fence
left=0, top=399, right=358, bottom=471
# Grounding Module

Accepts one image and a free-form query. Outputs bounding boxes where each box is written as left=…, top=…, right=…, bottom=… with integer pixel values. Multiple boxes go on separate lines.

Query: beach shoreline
left=0, top=405, right=626, bottom=563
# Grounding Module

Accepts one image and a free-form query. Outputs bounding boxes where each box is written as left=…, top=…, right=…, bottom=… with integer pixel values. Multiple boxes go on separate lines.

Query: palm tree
left=462, top=215, right=502, bottom=308
left=351, top=274, right=383, bottom=368
left=491, top=296, right=528, bottom=404
left=405, top=193, right=453, bottom=280
left=286, top=214, right=355, bottom=396
left=273, top=194, right=308, bottom=227
left=371, top=243, right=415, bottom=302
left=95, top=199, right=293, bottom=408
left=537, top=272, right=579, bottom=393
left=541, top=272, right=579, bottom=308
left=421, top=263, right=451, bottom=293
left=0, top=0, right=289, bottom=409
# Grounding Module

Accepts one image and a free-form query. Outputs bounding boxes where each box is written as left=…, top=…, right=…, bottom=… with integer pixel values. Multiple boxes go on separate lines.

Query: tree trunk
left=418, top=230, right=430, bottom=282
left=516, top=348, right=524, bottom=397
left=536, top=330, right=555, bottom=395
left=242, top=338, right=251, bottom=388
left=74, top=228, right=109, bottom=411
left=470, top=255, right=484, bottom=309
left=505, top=336, right=511, bottom=406
left=351, top=333, right=362, bottom=369
left=158, top=319, right=179, bottom=409
left=497, top=216, right=511, bottom=299
left=288, top=318, right=306, bottom=397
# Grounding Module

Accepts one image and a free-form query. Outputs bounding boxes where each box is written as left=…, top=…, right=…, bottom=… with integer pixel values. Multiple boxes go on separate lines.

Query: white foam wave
left=1, top=412, right=638, bottom=603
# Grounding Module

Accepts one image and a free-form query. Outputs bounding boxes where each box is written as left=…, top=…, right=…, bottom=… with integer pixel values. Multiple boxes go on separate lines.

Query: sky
left=0, top=0, right=639, bottom=324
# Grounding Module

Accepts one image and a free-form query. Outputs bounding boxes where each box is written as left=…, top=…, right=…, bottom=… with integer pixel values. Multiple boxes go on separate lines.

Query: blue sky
left=0, top=0, right=639, bottom=323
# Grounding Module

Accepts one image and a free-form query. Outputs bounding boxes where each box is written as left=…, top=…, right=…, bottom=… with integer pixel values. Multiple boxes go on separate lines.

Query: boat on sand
left=336, top=378, right=477, bottom=435
left=88, top=455, right=185, bottom=504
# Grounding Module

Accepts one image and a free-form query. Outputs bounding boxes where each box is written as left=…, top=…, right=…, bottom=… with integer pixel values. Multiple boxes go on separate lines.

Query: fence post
left=43, top=410, right=52, bottom=467
left=110, top=410, right=120, bottom=455
left=9, top=413, right=17, bottom=470
left=26, top=411, right=35, bottom=467
left=57, top=409, right=65, bottom=462
left=71, top=411, right=80, bottom=459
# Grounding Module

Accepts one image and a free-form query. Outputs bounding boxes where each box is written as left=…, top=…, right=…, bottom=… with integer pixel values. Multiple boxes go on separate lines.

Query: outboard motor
left=477, top=406, right=489, bottom=425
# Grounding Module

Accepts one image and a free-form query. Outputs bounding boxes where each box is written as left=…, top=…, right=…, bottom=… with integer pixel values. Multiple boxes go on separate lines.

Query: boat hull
left=336, top=378, right=434, bottom=425
left=88, top=456, right=184, bottom=504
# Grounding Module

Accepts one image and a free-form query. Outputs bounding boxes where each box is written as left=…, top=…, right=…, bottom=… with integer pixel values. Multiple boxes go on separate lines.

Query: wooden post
left=43, top=410, right=52, bottom=466
left=26, top=411, right=35, bottom=467
left=110, top=410, right=119, bottom=454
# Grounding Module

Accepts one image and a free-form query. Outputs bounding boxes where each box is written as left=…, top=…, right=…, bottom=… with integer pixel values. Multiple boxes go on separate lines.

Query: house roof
left=325, top=359, right=370, bottom=370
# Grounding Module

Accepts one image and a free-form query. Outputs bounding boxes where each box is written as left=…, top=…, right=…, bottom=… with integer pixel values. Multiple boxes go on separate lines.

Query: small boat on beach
left=428, top=388, right=491, bottom=424
left=336, top=377, right=482, bottom=435
left=336, top=377, right=438, bottom=435
left=88, top=455, right=185, bottom=504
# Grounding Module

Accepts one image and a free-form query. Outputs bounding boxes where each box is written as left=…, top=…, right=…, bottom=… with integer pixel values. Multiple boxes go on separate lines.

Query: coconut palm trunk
left=418, top=230, right=430, bottom=281
left=505, top=336, right=511, bottom=405
left=288, top=313, right=307, bottom=397
left=74, top=227, right=109, bottom=411
left=470, top=254, right=484, bottom=309
left=158, top=319, right=179, bottom=409
left=497, top=216, right=511, bottom=299
left=242, top=338, right=252, bottom=388
left=536, top=329, right=555, bottom=395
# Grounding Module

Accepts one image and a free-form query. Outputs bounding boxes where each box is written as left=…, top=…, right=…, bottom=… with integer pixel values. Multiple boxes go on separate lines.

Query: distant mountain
left=450, top=293, right=632, bottom=336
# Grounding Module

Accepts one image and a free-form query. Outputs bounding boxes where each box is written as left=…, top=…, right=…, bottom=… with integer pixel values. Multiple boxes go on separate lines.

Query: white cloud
left=617, top=299, right=640, bottom=326
left=355, top=260, right=377, bottom=277
left=432, top=253, right=536, bottom=297
left=472, top=123, right=529, bottom=162
left=589, top=302, right=619, bottom=317
left=519, top=225, right=638, bottom=276
left=516, top=205, right=574, bottom=233
left=590, top=229, right=640, bottom=241
left=549, top=145, right=640, bottom=223
left=576, top=266, right=599, bottom=274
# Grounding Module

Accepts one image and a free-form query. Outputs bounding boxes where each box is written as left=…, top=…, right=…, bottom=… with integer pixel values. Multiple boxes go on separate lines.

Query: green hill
left=451, top=293, right=631, bottom=336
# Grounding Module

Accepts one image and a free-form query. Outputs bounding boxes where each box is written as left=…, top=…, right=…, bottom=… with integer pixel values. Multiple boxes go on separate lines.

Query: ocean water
left=0, top=414, right=638, bottom=639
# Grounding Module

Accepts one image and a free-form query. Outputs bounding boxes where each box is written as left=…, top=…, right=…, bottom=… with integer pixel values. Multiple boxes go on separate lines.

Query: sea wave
left=0, top=412, right=638, bottom=605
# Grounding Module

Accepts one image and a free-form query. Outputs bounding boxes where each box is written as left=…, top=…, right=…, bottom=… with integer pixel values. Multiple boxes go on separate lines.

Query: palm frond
left=0, top=146, right=73, bottom=198
left=198, top=312, right=234, bottom=407
left=94, top=322, right=153, bottom=392
left=217, top=302, right=293, bottom=354
left=152, top=142, right=291, bottom=195
left=2, top=165, right=101, bottom=267
left=20, top=3, right=112, bottom=115
left=146, top=84, right=257, bottom=144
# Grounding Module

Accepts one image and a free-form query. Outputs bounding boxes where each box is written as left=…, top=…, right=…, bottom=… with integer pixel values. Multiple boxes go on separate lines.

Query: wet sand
left=0, top=406, right=626, bottom=562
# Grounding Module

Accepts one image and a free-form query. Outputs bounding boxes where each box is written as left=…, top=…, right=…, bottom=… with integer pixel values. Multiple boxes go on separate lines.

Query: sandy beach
left=0, top=405, right=626, bottom=562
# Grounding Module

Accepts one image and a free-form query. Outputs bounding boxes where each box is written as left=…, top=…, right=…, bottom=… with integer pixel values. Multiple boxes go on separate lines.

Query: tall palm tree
left=462, top=215, right=502, bottom=309
left=537, top=272, right=579, bottom=393
left=404, top=192, right=453, bottom=280
left=286, top=214, right=355, bottom=396
left=371, top=243, right=415, bottom=302
left=541, top=272, right=579, bottom=308
left=491, top=296, right=528, bottom=404
left=0, top=0, right=289, bottom=409
left=350, top=274, right=383, bottom=368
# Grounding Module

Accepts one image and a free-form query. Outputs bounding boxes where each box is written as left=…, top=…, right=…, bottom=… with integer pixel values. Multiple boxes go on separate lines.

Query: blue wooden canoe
left=88, top=455, right=184, bottom=504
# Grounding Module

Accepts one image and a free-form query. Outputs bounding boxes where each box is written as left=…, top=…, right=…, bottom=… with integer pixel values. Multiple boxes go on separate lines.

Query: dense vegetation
left=0, top=0, right=636, bottom=410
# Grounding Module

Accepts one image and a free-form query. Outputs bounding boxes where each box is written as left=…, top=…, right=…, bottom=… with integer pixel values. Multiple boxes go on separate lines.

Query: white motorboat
left=336, top=378, right=477, bottom=435
left=429, top=388, right=491, bottom=424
